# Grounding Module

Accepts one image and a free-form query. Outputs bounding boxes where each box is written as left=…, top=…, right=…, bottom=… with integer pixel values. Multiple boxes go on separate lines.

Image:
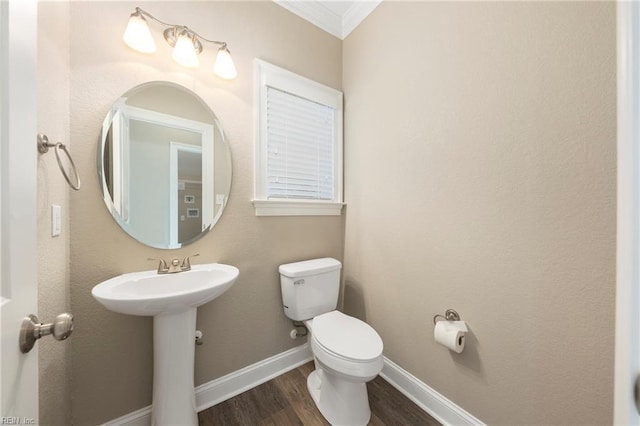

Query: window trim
left=253, top=59, right=344, bottom=216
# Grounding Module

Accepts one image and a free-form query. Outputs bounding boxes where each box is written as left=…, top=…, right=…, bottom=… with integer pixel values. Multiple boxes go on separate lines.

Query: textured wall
left=68, top=2, right=342, bottom=424
left=37, top=2, right=72, bottom=425
left=342, top=2, right=616, bottom=424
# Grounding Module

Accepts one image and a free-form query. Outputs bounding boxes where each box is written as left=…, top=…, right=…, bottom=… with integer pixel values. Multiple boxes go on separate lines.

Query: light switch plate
left=51, top=205, right=61, bottom=237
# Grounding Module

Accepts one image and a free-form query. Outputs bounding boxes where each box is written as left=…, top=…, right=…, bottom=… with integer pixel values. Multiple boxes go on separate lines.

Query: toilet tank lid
left=279, top=258, right=342, bottom=278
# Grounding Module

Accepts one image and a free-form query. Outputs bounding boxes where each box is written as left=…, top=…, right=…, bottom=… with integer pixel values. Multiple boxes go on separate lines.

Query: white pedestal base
left=151, top=308, right=198, bottom=426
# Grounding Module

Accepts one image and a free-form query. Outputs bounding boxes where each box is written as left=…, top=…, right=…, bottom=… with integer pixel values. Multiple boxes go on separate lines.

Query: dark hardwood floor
left=198, top=361, right=441, bottom=425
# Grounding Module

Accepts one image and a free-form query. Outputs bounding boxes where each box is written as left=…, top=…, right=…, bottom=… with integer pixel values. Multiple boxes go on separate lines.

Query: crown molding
left=274, top=0, right=382, bottom=40
left=342, top=1, right=382, bottom=38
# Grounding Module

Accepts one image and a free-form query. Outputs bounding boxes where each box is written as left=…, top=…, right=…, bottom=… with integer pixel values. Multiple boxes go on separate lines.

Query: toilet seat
left=310, top=311, right=383, bottom=380
left=312, top=311, right=383, bottom=362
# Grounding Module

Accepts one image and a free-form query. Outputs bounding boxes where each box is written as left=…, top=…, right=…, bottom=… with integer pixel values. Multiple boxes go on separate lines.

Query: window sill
left=252, top=199, right=344, bottom=216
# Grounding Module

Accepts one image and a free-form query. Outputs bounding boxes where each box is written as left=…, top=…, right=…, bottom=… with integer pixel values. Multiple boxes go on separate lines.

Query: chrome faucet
left=148, top=254, right=200, bottom=274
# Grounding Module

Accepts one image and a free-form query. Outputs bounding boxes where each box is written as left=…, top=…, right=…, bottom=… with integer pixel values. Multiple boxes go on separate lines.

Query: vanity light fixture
left=123, top=7, right=237, bottom=79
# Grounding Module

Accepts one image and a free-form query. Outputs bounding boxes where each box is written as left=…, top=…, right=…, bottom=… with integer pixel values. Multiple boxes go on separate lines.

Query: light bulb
left=172, top=32, right=199, bottom=68
left=123, top=12, right=156, bottom=53
left=214, top=47, right=237, bottom=79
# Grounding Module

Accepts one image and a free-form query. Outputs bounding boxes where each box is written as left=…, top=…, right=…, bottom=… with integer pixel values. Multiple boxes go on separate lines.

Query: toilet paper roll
left=434, top=320, right=467, bottom=353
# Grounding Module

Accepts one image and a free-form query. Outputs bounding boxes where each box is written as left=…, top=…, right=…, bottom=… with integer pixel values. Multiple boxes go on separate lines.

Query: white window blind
left=254, top=59, right=343, bottom=216
left=266, top=87, right=335, bottom=200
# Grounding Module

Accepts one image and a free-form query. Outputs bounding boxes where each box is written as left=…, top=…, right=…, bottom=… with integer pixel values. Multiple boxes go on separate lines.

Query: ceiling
left=273, top=0, right=382, bottom=39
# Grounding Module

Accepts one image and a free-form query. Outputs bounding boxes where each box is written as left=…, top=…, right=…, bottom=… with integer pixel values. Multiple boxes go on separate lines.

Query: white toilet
left=279, top=258, right=383, bottom=426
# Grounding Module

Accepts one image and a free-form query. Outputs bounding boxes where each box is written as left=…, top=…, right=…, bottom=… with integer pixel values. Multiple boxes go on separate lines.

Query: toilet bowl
left=305, top=310, right=383, bottom=426
left=279, top=258, right=384, bottom=426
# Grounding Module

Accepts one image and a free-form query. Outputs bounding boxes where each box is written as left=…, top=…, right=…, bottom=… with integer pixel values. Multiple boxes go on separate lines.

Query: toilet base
left=307, top=368, right=371, bottom=426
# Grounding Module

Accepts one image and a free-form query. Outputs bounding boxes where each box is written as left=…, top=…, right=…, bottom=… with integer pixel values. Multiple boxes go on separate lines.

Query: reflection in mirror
left=98, top=82, right=232, bottom=249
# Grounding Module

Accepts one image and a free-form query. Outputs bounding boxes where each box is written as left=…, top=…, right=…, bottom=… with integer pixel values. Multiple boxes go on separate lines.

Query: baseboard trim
left=102, top=344, right=313, bottom=426
left=103, top=345, right=483, bottom=426
left=101, top=406, right=150, bottom=426
left=195, top=343, right=313, bottom=412
left=380, top=356, right=485, bottom=426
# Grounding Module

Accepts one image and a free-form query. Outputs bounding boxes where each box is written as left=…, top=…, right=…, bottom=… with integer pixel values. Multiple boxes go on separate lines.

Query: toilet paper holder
left=433, top=309, right=461, bottom=325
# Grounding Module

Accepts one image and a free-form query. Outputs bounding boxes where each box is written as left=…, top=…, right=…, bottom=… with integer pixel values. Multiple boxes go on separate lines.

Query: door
left=0, top=0, right=39, bottom=422
left=614, top=1, right=640, bottom=424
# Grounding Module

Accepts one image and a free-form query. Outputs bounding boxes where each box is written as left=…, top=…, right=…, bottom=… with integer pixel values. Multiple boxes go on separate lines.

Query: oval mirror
left=98, top=82, right=232, bottom=249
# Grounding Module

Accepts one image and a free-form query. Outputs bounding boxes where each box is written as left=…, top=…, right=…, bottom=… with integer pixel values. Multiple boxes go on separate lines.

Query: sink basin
left=91, top=262, right=239, bottom=426
left=92, top=263, right=239, bottom=316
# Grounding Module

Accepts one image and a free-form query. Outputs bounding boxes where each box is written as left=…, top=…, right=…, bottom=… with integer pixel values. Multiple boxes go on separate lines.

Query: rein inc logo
left=0, top=418, right=35, bottom=425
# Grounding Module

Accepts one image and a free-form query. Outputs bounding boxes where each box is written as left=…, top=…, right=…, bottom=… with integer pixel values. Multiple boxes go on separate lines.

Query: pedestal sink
left=91, top=263, right=239, bottom=426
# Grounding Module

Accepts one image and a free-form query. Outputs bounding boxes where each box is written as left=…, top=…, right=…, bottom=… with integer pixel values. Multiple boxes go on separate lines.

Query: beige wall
left=342, top=2, right=616, bottom=425
left=36, top=1, right=618, bottom=425
left=68, top=2, right=342, bottom=425
left=37, top=2, right=72, bottom=425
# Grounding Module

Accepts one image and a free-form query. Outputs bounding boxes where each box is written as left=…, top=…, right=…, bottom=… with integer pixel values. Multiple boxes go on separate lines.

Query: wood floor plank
left=368, top=412, right=385, bottom=426
left=368, top=377, right=440, bottom=426
left=260, top=406, right=303, bottom=426
left=197, top=406, right=214, bottom=426
left=297, top=360, right=316, bottom=378
left=275, top=367, right=330, bottom=426
left=202, top=379, right=290, bottom=425
left=207, top=392, right=258, bottom=426
left=248, top=379, right=291, bottom=418
left=198, top=361, right=441, bottom=426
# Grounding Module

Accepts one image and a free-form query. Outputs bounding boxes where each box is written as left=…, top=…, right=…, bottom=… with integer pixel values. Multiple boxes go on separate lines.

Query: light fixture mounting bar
left=163, top=28, right=203, bottom=54
left=134, top=7, right=228, bottom=49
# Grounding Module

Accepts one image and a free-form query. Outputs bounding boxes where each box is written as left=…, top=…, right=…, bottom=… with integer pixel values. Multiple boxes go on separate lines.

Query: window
left=254, top=59, right=343, bottom=216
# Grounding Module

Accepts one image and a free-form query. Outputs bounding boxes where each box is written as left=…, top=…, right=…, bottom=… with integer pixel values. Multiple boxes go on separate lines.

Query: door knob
left=19, top=313, right=74, bottom=353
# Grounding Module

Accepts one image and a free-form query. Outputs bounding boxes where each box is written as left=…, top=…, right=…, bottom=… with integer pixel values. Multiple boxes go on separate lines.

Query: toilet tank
left=279, top=258, right=342, bottom=321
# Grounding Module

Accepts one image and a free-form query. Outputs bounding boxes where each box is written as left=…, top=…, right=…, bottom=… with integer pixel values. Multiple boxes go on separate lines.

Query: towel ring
left=37, top=133, right=81, bottom=191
